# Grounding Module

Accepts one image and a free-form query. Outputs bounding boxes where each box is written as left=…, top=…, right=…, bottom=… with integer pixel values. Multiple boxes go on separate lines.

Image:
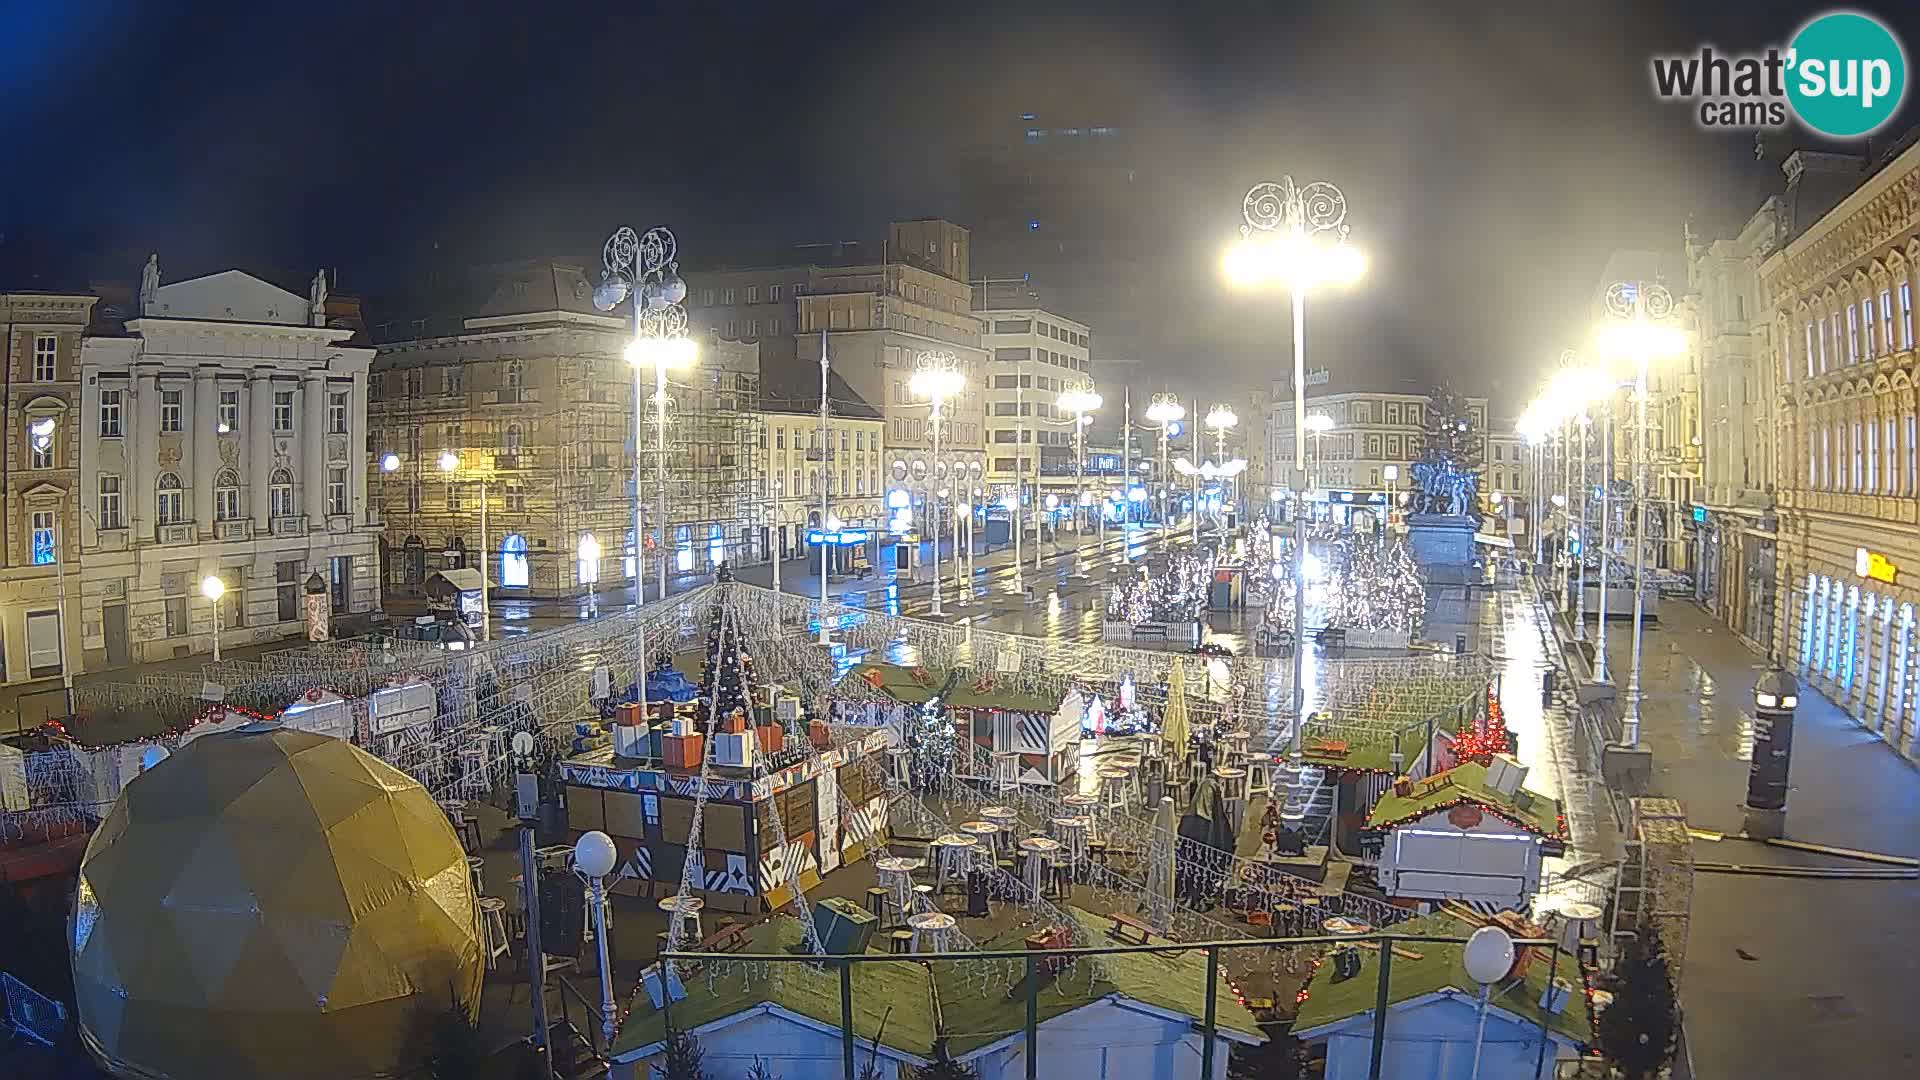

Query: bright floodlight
left=1548, top=365, right=1611, bottom=406
left=1595, top=321, right=1687, bottom=364
left=1303, top=413, right=1335, bottom=434
left=909, top=366, right=965, bottom=400
left=1205, top=405, right=1238, bottom=431
left=200, top=575, right=226, bottom=601
left=573, top=830, right=618, bottom=878
left=625, top=335, right=699, bottom=370
left=1172, top=457, right=1199, bottom=477
left=380, top=453, right=400, bottom=473
left=1045, top=494, right=1059, bottom=509
left=1145, top=399, right=1185, bottom=425
left=1223, top=231, right=1367, bottom=291
left=438, top=450, right=459, bottom=472
left=578, top=534, right=601, bottom=561
left=1058, top=387, right=1103, bottom=414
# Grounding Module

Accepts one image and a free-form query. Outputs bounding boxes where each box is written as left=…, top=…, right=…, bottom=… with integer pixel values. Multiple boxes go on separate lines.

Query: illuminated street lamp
left=1205, top=404, right=1239, bottom=526
left=439, top=450, right=491, bottom=642
left=578, top=534, right=601, bottom=618
left=910, top=351, right=966, bottom=614
left=1143, top=395, right=1185, bottom=533
left=1224, top=176, right=1366, bottom=825
left=1303, top=412, right=1335, bottom=493
left=27, top=417, right=73, bottom=694
left=200, top=575, right=226, bottom=663
left=596, top=224, right=692, bottom=611
left=1597, top=281, right=1687, bottom=746
left=1057, top=385, right=1102, bottom=533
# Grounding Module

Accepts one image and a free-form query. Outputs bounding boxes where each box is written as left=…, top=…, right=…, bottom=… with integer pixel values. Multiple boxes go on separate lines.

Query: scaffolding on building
left=649, top=341, right=765, bottom=575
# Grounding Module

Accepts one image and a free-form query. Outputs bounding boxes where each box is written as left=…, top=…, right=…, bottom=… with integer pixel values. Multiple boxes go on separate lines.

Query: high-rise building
left=688, top=220, right=989, bottom=537
left=975, top=298, right=1093, bottom=505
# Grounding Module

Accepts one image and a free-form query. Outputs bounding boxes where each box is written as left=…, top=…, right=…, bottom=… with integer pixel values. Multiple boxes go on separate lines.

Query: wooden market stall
left=847, top=663, right=1079, bottom=787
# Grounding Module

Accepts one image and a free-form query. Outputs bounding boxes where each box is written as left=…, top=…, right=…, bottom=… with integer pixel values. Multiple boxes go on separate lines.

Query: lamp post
left=1206, top=404, right=1239, bottom=529
left=1597, top=281, right=1687, bottom=746
left=771, top=479, right=783, bottom=595
left=595, top=225, right=691, bottom=609
left=1594, top=395, right=1616, bottom=682
left=816, top=330, right=831, bottom=644
left=578, top=534, right=601, bottom=618
left=1574, top=411, right=1592, bottom=641
left=1056, top=385, right=1102, bottom=574
left=200, top=575, right=226, bottom=663
left=438, top=450, right=491, bottom=642
left=1144, top=394, right=1185, bottom=536
left=1224, top=175, right=1366, bottom=824
left=1303, top=412, right=1335, bottom=502
left=572, top=830, right=620, bottom=1051
left=910, top=351, right=965, bottom=615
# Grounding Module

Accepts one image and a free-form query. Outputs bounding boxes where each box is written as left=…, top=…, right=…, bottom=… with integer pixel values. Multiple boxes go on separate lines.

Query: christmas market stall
left=1363, top=753, right=1566, bottom=911
left=839, top=662, right=1079, bottom=788
left=559, top=604, right=895, bottom=913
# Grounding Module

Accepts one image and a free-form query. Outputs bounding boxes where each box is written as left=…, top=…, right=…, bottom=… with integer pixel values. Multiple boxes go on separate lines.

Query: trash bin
left=1541, top=669, right=1557, bottom=708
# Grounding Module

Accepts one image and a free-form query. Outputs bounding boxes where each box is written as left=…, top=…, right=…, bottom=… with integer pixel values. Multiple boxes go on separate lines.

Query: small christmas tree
left=1598, top=931, right=1679, bottom=1080
left=657, top=1024, right=709, bottom=1080
left=1421, top=384, right=1483, bottom=472
left=697, top=605, right=752, bottom=720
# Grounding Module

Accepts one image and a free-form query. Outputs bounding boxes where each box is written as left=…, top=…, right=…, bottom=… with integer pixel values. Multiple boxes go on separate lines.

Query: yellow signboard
left=1855, top=547, right=1898, bottom=585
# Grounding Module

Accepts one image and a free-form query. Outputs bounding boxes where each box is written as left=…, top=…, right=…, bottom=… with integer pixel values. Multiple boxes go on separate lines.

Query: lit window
left=1805, top=322, right=1816, bottom=378
left=29, top=510, right=55, bottom=565
left=29, top=423, right=53, bottom=469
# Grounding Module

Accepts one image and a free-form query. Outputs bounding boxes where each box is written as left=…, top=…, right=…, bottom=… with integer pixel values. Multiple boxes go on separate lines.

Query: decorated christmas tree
left=1421, top=384, right=1483, bottom=471
left=698, top=605, right=751, bottom=722
left=1597, top=930, right=1679, bottom=1080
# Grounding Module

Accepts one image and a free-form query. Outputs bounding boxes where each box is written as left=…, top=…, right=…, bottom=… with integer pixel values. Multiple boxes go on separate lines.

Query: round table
left=1018, top=836, right=1063, bottom=896
left=1050, top=815, right=1092, bottom=865
left=961, top=820, right=1002, bottom=847
left=1323, top=916, right=1372, bottom=936
left=931, top=834, right=980, bottom=893
left=875, top=856, right=925, bottom=917
left=907, top=910, right=957, bottom=952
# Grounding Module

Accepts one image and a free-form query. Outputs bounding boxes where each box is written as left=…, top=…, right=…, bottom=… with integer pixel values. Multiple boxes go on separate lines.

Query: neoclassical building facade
left=1761, top=147, right=1920, bottom=757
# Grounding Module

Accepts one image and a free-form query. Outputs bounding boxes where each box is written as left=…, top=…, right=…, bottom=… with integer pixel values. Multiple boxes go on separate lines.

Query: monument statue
left=309, top=269, right=329, bottom=326
left=139, top=254, right=161, bottom=314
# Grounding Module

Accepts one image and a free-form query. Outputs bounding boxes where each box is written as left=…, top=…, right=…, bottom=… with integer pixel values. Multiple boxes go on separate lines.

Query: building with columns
left=77, top=263, right=378, bottom=667
left=1761, top=144, right=1920, bottom=756
left=2, top=291, right=96, bottom=689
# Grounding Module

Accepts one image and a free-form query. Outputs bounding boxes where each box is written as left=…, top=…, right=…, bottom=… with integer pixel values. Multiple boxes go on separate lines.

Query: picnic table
left=1107, top=911, right=1155, bottom=945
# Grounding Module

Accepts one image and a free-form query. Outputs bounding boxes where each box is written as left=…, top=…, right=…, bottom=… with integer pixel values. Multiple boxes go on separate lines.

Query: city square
left=4, top=5, right=1920, bottom=1080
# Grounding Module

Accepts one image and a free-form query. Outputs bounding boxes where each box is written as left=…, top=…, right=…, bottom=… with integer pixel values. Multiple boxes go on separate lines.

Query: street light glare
left=1145, top=399, right=1185, bottom=425
left=199, top=575, right=226, bottom=601
left=380, top=453, right=400, bottom=473
left=625, top=335, right=699, bottom=370
left=1223, top=232, right=1367, bottom=291
left=1303, top=412, right=1335, bottom=434
left=908, top=367, right=965, bottom=399
left=1205, top=405, right=1238, bottom=430
left=1595, top=321, right=1687, bottom=363
left=438, top=450, right=459, bottom=472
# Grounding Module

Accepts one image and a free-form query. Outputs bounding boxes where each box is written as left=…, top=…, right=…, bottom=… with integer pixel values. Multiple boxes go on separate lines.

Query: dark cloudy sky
left=5, top=1, right=1918, bottom=414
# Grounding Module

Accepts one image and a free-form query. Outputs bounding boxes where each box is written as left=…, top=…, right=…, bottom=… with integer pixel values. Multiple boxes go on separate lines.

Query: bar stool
left=931, top=834, right=978, bottom=895
left=908, top=911, right=957, bottom=953
left=865, top=886, right=891, bottom=921
left=478, top=897, right=511, bottom=970
left=1097, top=766, right=1132, bottom=812
left=466, top=855, right=486, bottom=898
left=991, top=752, right=1021, bottom=796
left=875, top=856, right=923, bottom=919
left=1018, top=836, right=1062, bottom=898
left=980, top=805, right=1020, bottom=856
left=911, top=884, right=935, bottom=914
left=888, top=929, right=915, bottom=955
left=1222, top=730, right=1250, bottom=767
left=658, top=895, right=705, bottom=944
left=440, top=800, right=483, bottom=854
left=1050, top=816, right=1089, bottom=876
left=458, top=745, right=491, bottom=799
left=1061, top=793, right=1100, bottom=836
left=1246, top=755, right=1273, bottom=798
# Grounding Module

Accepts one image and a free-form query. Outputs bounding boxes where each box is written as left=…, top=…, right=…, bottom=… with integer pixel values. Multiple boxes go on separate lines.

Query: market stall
left=846, top=662, right=1078, bottom=787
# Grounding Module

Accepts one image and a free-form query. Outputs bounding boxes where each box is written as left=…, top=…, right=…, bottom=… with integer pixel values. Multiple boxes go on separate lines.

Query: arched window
left=214, top=469, right=240, bottom=521
left=500, top=533, right=529, bottom=588
left=504, top=423, right=524, bottom=451
left=269, top=468, right=295, bottom=519
left=156, top=473, right=185, bottom=525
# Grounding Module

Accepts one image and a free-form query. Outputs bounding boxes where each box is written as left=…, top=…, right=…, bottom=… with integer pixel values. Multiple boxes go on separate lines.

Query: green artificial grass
left=1291, top=912, right=1590, bottom=1045
left=846, top=662, right=1060, bottom=714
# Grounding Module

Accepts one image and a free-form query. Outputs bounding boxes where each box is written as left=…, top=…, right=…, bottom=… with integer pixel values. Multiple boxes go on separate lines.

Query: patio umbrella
left=1160, top=660, right=1191, bottom=762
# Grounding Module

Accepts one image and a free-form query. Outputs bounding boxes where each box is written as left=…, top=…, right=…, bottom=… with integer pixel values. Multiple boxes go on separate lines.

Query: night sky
left=6, top=0, right=1918, bottom=414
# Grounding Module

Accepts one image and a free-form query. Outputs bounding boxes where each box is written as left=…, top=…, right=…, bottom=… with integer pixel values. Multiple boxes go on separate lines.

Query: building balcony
left=214, top=519, right=254, bottom=541
left=487, top=387, right=540, bottom=405
left=270, top=515, right=309, bottom=537
left=154, top=522, right=196, bottom=546
left=495, top=454, right=526, bottom=470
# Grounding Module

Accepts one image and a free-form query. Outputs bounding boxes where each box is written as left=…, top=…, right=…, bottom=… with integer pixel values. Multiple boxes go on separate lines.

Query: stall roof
left=848, top=662, right=1059, bottom=714
left=1292, top=911, right=1590, bottom=1046
left=427, top=568, right=485, bottom=593
left=1365, top=760, right=1562, bottom=836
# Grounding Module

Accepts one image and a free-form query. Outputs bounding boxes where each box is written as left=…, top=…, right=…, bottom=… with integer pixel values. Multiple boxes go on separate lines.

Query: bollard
left=1743, top=666, right=1799, bottom=839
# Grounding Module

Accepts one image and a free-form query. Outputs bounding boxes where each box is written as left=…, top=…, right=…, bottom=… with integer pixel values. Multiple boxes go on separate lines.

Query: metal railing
left=659, top=931, right=1568, bottom=1080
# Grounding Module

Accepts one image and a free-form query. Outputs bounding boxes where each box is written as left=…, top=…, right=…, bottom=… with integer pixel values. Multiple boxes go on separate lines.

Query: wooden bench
left=1107, top=912, right=1154, bottom=945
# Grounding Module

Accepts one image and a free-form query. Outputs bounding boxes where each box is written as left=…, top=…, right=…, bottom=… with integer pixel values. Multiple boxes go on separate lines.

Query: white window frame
left=270, top=469, right=296, bottom=519
left=29, top=426, right=53, bottom=469
left=218, top=389, right=240, bottom=432
left=1862, top=298, right=1876, bottom=358
left=1805, top=322, right=1816, bottom=378
left=1881, top=289, right=1895, bottom=353
left=327, top=467, right=348, bottom=517
left=156, top=474, right=185, bottom=525
left=98, top=475, right=124, bottom=530
left=769, top=284, right=783, bottom=303
left=327, top=391, right=349, bottom=434
left=746, top=285, right=760, bottom=304
left=29, top=510, right=55, bottom=566
left=160, top=389, right=183, bottom=432
left=274, top=391, right=295, bottom=431
left=32, top=335, right=56, bottom=381
left=99, top=388, right=123, bottom=437
left=215, top=472, right=240, bottom=521
left=1904, top=283, right=1916, bottom=350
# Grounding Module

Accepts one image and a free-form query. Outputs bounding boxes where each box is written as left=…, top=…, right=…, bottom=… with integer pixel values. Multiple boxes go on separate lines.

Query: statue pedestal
left=1406, top=514, right=1478, bottom=585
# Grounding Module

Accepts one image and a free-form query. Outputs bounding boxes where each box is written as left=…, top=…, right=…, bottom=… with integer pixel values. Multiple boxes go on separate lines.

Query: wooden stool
left=909, top=911, right=957, bottom=953
left=888, top=929, right=915, bottom=955
left=1097, top=766, right=1132, bottom=812
left=865, top=886, right=891, bottom=921
left=1246, top=756, right=1273, bottom=797
left=479, top=897, right=511, bottom=970
left=911, top=883, right=935, bottom=913
left=932, top=834, right=979, bottom=895
left=876, top=856, right=923, bottom=917
left=1087, top=840, right=1109, bottom=869
left=466, top=856, right=486, bottom=898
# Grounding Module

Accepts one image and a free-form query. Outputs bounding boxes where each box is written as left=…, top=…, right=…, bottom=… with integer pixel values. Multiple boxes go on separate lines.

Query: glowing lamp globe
left=574, top=830, right=618, bottom=878
left=1462, top=925, right=1516, bottom=985
left=592, top=277, right=629, bottom=312
left=71, top=725, right=483, bottom=1079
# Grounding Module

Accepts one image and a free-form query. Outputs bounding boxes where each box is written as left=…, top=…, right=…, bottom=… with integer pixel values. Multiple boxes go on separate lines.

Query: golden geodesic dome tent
left=70, top=723, right=483, bottom=1080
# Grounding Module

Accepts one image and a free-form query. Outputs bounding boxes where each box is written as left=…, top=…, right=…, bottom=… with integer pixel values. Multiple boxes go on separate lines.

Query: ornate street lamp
left=910, top=351, right=965, bottom=615
left=1224, top=176, right=1366, bottom=825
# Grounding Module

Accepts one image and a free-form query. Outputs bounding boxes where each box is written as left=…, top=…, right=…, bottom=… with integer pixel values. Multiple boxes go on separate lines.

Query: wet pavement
left=1594, top=600, right=1920, bottom=1079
